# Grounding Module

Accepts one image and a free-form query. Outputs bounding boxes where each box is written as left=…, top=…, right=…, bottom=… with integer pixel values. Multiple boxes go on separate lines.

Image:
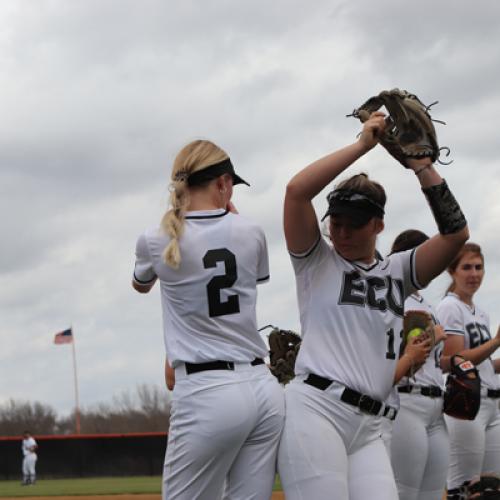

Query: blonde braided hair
left=161, top=140, right=229, bottom=268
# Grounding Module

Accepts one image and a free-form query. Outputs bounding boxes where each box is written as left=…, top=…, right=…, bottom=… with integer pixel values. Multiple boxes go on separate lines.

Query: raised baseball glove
left=261, top=325, right=301, bottom=385
left=443, top=355, right=481, bottom=420
left=467, top=474, right=500, bottom=499
left=348, top=88, right=451, bottom=167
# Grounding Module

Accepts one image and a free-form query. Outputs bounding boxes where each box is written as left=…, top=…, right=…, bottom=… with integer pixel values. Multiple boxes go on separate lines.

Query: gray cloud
left=1, top=0, right=499, bottom=415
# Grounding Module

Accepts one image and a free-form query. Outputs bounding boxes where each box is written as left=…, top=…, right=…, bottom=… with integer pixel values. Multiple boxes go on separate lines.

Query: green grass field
left=0, top=476, right=161, bottom=498
left=0, top=476, right=282, bottom=497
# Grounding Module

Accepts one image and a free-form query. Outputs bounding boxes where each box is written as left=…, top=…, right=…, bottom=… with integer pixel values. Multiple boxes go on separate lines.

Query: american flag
left=54, top=328, right=73, bottom=345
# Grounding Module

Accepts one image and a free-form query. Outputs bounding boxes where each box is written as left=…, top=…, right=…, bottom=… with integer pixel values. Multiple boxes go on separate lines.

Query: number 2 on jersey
left=203, top=249, right=240, bottom=317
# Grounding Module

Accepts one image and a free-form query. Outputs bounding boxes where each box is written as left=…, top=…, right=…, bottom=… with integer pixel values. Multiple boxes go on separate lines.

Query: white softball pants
left=380, top=417, right=394, bottom=456
left=278, top=376, right=398, bottom=500
left=445, top=396, right=500, bottom=490
left=162, top=363, right=285, bottom=500
left=22, top=454, right=37, bottom=477
left=390, top=393, right=449, bottom=500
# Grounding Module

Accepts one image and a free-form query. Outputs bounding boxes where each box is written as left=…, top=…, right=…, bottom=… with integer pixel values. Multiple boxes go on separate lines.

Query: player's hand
left=165, top=359, right=175, bottom=391
left=227, top=201, right=239, bottom=214
left=404, top=335, right=432, bottom=366
left=358, top=111, right=386, bottom=152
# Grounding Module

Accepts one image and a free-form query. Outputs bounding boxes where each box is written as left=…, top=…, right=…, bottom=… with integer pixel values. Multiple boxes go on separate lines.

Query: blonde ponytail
left=160, top=139, right=229, bottom=268
left=161, top=178, right=190, bottom=268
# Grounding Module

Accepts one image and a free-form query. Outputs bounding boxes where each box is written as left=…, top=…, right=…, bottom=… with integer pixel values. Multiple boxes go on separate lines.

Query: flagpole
left=70, top=326, right=81, bottom=435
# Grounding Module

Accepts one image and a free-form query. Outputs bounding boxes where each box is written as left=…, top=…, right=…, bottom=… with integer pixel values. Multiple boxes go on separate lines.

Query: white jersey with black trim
left=133, top=208, right=270, bottom=366
left=291, top=236, right=421, bottom=401
left=22, top=437, right=37, bottom=457
left=398, top=293, right=444, bottom=389
left=437, top=292, right=499, bottom=390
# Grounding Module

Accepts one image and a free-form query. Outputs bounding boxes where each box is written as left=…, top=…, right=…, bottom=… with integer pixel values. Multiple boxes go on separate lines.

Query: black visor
left=322, top=189, right=385, bottom=224
left=187, top=158, right=250, bottom=187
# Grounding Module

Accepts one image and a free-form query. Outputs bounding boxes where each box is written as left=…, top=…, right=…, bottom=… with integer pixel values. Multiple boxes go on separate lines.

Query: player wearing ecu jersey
left=437, top=243, right=500, bottom=500
left=277, top=111, right=469, bottom=500
left=387, top=230, right=450, bottom=500
left=133, top=140, right=284, bottom=500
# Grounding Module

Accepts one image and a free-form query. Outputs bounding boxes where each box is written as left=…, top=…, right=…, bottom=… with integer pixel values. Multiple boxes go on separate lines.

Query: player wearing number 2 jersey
left=133, top=139, right=284, bottom=500
left=277, top=111, right=469, bottom=500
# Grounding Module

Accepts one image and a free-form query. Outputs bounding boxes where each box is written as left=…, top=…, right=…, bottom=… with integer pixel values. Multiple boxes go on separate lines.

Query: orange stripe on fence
left=0, top=431, right=168, bottom=441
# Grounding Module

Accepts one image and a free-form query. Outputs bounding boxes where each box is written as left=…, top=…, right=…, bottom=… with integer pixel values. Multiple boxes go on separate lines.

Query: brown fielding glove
left=266, top=326, right=302, bottom=385
left=348, top=88, right=450, bottom=167
left=403, top=310, right=437, bottom=348
left=443, top=355, right=481, bottom=420
left=467, top=474, right=500, bottom=499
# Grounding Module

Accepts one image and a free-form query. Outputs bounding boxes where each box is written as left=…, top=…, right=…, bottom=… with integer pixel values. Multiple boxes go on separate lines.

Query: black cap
left=187, top=158, right=250, bottom=187
left=322, top=189, right=385, bottom=225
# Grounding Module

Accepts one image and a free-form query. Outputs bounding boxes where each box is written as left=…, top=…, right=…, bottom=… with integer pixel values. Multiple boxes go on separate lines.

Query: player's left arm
left=409, top=159, right=469, bottom=287
left=444, top=327, right=500, bottom=367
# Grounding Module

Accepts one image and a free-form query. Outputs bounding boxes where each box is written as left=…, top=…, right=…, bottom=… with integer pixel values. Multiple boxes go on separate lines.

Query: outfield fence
left=0, top=432, right=167, bottom=480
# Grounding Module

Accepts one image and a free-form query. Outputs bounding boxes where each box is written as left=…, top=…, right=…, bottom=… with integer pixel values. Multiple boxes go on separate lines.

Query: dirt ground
left=15, top=494, right=285, bottom=500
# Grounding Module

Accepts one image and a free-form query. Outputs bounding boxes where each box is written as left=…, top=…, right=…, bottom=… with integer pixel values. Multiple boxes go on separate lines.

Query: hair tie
left=173, top=170, right=189, bottom=182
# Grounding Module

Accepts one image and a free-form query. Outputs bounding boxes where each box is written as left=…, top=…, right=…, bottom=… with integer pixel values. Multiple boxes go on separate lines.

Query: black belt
left=304, top=374, right=387, bottom=417
left=398, top=385, right=443, bottom=397
left=383, top=406, right=398, bottom=421
left=487, top=388, right=500, bottom=398
left=304, top=373, right=333, bottom=391
left=185, top=358, right=264, bottom=375
left=446, top=486, right=467, bottom=500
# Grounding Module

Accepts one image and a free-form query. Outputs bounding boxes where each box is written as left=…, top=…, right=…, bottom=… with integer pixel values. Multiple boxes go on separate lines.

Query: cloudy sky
left=1, top=0, right=499, bottom=418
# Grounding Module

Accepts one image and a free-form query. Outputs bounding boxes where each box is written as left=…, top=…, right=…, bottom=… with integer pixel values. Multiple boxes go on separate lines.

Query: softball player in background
left=277, top=111, right=469, bottom=500
left=133, top=140, right=284, bottom=500
left=437, top=243, right=500, bottom=499
left=389, top=229, right=450, bottom=500
left=21, top=430, right=38, bottom=485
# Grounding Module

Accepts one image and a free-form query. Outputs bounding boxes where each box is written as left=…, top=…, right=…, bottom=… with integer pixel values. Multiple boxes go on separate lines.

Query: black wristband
left=422, top=180, right=467, bottom=235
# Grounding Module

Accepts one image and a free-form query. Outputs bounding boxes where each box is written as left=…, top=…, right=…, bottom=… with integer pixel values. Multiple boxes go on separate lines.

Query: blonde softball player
left=277, top=112, right=469, bottom=500
left=437, top=243, right=500, bottom=499
left=133, top=140, right=284, bottom=500
left=385, top=229, right=450, bottom=500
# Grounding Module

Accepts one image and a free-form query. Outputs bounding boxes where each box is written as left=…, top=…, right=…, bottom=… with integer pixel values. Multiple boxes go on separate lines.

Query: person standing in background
left=389, top=229, right=450, bottom=500
left=21, top=430, right=38, bottom=486
left=437, top=243, right=500, bottom=499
